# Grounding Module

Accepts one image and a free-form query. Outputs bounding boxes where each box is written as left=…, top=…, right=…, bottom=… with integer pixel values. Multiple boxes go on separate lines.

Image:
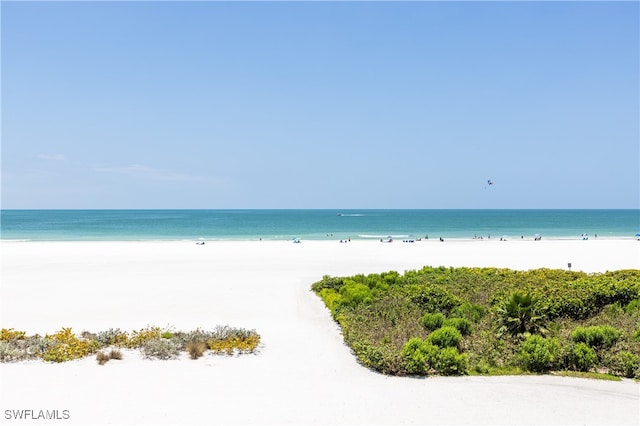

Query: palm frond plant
left=497, top=292, right=547, bottom=337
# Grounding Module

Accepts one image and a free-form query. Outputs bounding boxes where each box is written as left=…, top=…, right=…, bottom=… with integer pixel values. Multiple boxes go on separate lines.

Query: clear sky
left=2, top=1, right=638, bottom=209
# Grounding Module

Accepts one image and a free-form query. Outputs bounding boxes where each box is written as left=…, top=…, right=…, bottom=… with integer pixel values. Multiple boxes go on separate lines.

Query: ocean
left=1, top=210, right=638, bottom=242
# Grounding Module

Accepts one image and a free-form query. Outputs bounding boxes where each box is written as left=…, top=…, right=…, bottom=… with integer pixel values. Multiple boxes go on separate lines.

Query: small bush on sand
left=450, top=302, right=486, bottom=323
left=433, top=347, right=468, bottom=376
left=172, top=328, right=211, bottom=349
left=96, top=348, right=122, bottom=365
left=427, top=326, right=462, bottom=349
left=569, top=342, right=597, bottom=372
left=420, top=313, right=444, bottom=332
left=96, top=351, right=110, bottom=365
left=81, top=331, right=98, bottom=340
left=42, top=328, right=100, bottom=363
left=610, top=351, right=640, bottom=378
left=402, top=338, right=437, bottom=375
left=443, top=317, right=473, bottom=336
left=207, top=326, right=261, bottom=355
left=127, top=327, right=162, bottom=348
left=0, top=341, right=25, bottom=362
left=571, top=326, right=620, bottom=349
left=518, top=335, right=559, bottom=373
left=186, top=341, right=207, bottom=359
left=97, top=328, right=129, bottom=347
left=140, top=338, right=180, bottom=360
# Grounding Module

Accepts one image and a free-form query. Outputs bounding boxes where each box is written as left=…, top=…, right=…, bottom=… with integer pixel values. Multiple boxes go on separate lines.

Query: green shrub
left=402, top=338, right=437, bottom=375
left=601, top=303, right=624, bottom=317
left=339, top=282, right=372, bottom=307
left=543, top=277, right=640, bottom=320
left=472, top=359, right=491, bottom=374
left=427, top=326, right=462, bottom=349
left=319, top=289, right=342, bottom=315
left=443, top=317, right=472, bottom=336
left=433, top=347, right=468, bottom=376
left=409, top=285, right=461, bottom=313
left=311, top=275, right=344, bottom=292
left=450, top=302, right=486, bottom=323
left=353, top=341, right=406, bottom=375
left=610, top=351, right=640, bottom=378
left=518, top=335, right=560, bottom=373
left=633, top=326, right=640, bottom=342
left=569, top=343, right=597, bottom=372
left=571, top=326, right=621, bottom=349
left=420, top=313, right=444, bottom=331
left=625, top=299, right=640, bottom=315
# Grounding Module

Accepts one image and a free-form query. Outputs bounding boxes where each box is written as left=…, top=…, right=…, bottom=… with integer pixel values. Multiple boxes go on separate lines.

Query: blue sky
left=2, top=1, right=638, bottom=209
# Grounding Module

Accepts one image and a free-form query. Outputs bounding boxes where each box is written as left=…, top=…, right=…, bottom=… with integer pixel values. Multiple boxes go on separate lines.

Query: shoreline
left=1, top=239, right=639, bottom=425
left=2, top=235, right=639, bottom=243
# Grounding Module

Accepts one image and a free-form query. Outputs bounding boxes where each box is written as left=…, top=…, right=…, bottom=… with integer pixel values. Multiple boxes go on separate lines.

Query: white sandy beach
left=1, top=239, right=639, bottom=425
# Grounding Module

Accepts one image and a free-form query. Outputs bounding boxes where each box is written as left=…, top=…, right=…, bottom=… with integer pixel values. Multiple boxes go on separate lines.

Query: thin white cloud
left=93, top=164, right=211, bottom=182
left=38, top=154, right=66, bottom=161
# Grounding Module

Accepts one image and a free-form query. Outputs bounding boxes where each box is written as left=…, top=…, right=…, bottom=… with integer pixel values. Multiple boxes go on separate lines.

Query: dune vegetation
left=0, top=325, right=261, bottom=363
left=312, top=267, right=640, bottom=378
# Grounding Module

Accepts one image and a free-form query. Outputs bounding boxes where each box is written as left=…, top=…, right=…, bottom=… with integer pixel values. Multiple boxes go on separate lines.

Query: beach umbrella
left=635, top=233, right=640, bottom=240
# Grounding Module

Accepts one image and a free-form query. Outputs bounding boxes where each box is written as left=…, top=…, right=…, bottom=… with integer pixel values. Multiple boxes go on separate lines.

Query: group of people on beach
left=473, top=234, right=490, bottom=240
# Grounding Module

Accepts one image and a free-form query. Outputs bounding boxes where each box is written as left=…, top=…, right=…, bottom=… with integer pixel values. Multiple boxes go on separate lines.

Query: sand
left=1, top=239, right=639, bottom=425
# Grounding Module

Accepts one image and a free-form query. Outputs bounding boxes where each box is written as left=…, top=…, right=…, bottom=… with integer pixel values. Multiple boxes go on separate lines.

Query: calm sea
left=1, top=210, right=638, bottom=242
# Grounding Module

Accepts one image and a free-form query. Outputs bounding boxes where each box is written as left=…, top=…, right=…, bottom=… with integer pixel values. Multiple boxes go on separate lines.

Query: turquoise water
left=0, top=210, right=638, bottom=241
